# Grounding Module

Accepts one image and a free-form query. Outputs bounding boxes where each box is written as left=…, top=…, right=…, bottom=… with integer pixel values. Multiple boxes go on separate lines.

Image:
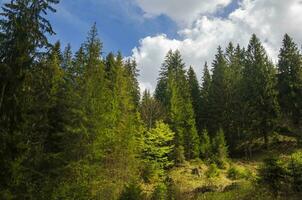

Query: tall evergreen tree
left=224, top=43, right=245, bottom=152
left=207, top=47, right=228, bottom=135
left=277, top=34, right=302, bottom=128
left=200, top=62, right=211, bottom=132
left=125, top=59, right=140, bottom=109
left=155, top=50, right=200, bottom=160
left=187, top=66, right=202, bottom=134
left=242, top=34, right=279, bottom=148
left=0, top=0, right=59, bottom=197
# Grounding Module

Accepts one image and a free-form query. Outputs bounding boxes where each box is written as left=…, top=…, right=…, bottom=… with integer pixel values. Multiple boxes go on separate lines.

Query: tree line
left=0, top=0, right=302, bottom=199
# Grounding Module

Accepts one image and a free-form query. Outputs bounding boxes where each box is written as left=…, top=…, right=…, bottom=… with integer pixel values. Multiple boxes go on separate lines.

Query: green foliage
left=242, top=34, right=280, bottom=148
left=142, top=121, right=175, bottom=168
left=227, top=165, right=250, bottom=180
left=207, top=47, right=229, bottom=135
left=187, top=66, right=202, bottom=133
left=119, top=182, right=145, bottom=200
left=197, top=181, right=274, bottom=200
left=151, top=183, right=168, bottom=200
left=155, top=50, right=200, bottom=160
left=1, top=0, right=302, bottom=199
left=140, top=90, right=165, bottom=129
left=212, top=129, right=228, bottom=168
left=174, top=145, right=186, bottom=166
left=259, top=157, right=289, bottom=195
left=140, top=121, right=174, bottom=182
left=200, top=62, right=212, bottom=132
left=278, top=34, right=302, bottom=125
left=289, top=152, right=302, bottom=192
left=200, top=129, right=211, bottom=160
left=206, top=163, right=220, bottom=178
left=259, top=151, right=302, bottom=195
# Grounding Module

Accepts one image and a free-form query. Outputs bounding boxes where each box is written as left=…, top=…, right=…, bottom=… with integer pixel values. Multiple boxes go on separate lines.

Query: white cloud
left=135, top=0, right=232, bottom=25
left=132, top=0, right=302, bottom=92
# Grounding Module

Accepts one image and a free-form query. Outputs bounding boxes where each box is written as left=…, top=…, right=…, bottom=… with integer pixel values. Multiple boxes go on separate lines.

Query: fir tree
left=200, top=129, right=211, bottom=160
left=242, top=34, right=279, bottom=148
left=207, top=47, right=228, bottom=136
left=200, top=62, right=211, bottom=131
left=155, top=50, right=200, bottom=160
left=278, top=34, right=302, bottom=127
left=187, top=66, right=202, bottom=133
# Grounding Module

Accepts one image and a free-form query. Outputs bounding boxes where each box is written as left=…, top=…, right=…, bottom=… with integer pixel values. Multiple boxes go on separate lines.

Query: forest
left=0, top=0, right=302, bottom=200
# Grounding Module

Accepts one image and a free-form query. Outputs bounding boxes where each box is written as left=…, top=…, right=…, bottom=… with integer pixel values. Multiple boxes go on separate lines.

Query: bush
left=119, top=182, right=145, bottom=200
left=259, top=152, right=302, bottom=195
left=166, top=179, right=183, bottom=200
left=259, top=157, right=288, bottom=195
left=212, top=129, right=228, bottom=168
left=141, top=162, right=162, bottom=183
left=289, top=152, right=302, bottom=192
left=174, top=145, right=186, bottom=166
left=206, top=163, right=220, bottom=178
left=151, top=183, right=168, bottom=200
left=227, top=165, right=250, bottom=180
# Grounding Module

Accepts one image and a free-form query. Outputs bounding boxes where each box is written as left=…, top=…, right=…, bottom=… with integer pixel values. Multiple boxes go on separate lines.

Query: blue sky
left=0, top=0, right=238, bottom=56
left=47, top=0, right=179, bottom=56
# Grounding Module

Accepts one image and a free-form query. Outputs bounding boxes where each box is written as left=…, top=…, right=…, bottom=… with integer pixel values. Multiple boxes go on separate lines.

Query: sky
left=2, top=0, right=302, bottom=92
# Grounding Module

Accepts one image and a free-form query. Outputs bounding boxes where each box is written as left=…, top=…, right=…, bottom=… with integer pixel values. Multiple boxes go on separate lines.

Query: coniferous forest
left=1, top=1, right=302, bottom=200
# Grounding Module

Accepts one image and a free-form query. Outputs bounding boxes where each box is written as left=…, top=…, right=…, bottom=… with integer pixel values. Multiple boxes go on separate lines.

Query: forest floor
left=144, top=134, right=302, bottom=199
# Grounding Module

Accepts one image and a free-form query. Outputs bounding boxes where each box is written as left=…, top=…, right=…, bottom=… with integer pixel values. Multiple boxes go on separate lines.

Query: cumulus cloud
left=135, top=0, right=231, bottom=25
left=132, top=0, right=302, bottom=92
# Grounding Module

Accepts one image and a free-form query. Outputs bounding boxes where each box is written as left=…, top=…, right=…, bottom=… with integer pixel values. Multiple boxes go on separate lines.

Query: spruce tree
left=242, top=34, right=279, bottom=148
left=277, top=34, right=302, bottom=128
left=155, top=50, right=200, bottom=160
left=187, top=66, right=202, bottom=134
left=0, top=0, right=59, bottom=197
left=224, top=43, right=245, bottom=152
left=125, top=59, right=140, bottom=109
left=200, top=129, right=211, bottom=160
left=200, top=62, right=211, bottom=132
left=207, top=47, right=228, bottom=136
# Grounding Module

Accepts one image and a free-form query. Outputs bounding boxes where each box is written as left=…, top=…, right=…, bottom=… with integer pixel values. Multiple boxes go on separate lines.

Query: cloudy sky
left=2, top=0, right=302, bottom=91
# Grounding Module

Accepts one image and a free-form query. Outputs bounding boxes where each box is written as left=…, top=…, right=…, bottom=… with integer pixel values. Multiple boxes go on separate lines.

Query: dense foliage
left=0, top=1, right=302, bottom=199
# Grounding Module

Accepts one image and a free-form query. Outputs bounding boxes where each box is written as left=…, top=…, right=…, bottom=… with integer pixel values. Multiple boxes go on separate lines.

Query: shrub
left=119, top=182, right=145, bottom=200
left=206, top=163, right=220, bottom=178
left=141, top=162, right=162, bottom=183
left=227, top=165, right=249, bottom=180
left=200, top=129, right=211, bottom=160
left=289, top=152, right=302, bottom=192
left=259, top=157, right=289, bottom=195
left=151, top=183, right=168, bottom=200
left=212, top=129, right=228, bottom=168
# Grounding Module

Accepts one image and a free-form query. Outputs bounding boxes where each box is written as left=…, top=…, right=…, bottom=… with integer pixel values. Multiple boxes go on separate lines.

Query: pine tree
left=277, top=34, right=302, bottom=128
left=102, top=51, right=142, bottom=198
left=200, top=129, right=211, bottom=160
left=187, top=66, right=202, bottom=133
left=224, top=43, right=245, bottom=152
left=200, top=62, right=211, bottom=132
left=0, top=0, right=59, bottom=197
left=141, top=121, right=175, bottom=173
left=207, top=47, right=228, bottom=136
left=212, top=129, right=228, bottom=168
left=242, top=34, right=279, bottom=148
left=155, top=50, right=200, bottom=160
left=125, top=59, right=140, bottom=109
